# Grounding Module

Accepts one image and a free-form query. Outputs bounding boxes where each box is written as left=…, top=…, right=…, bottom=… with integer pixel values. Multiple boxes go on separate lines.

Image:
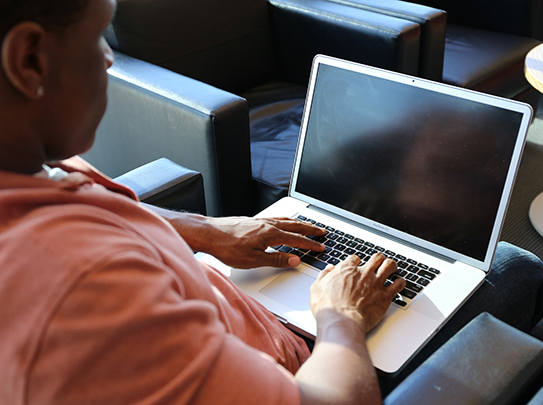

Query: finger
left=333, top=255, right=360, bottom=274
left=269, top=218, right=327, bottom=237
left=362, top=253, right=386, bottom=272
left=316, top=263, right=335, bottom=281
left=272, top=232, right=326, bottom=252
left=387, top=277, right=406, bottom=300
left=375, top=258, right=398, bottom=281
left=267, top=251, right=303, bottom=268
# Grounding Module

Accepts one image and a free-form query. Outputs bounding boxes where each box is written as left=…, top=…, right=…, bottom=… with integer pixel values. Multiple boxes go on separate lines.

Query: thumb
left=261, top=251, right=301, bottom=268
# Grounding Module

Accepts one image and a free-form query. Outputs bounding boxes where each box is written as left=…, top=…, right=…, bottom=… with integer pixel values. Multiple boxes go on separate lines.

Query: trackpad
left=260, top=270, right=315, bottom=311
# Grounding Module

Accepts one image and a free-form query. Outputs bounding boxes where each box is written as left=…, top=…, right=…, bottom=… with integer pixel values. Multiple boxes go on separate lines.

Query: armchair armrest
left=269, top=0, right=422, bottom=85
left=385, top=313, right=543, bottom=405
left=418, top=0, right=543, bottom=40
left=114, top=158, right=207, bottom=215
left=83, top=50, right=254, bottom=217
left=324, top=0, right=447, bottom=81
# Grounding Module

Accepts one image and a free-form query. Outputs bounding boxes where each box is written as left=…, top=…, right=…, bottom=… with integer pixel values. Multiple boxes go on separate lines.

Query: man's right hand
left=310, top=254, right=405, bottom=333
left=295, top=255, right=405, bottom=405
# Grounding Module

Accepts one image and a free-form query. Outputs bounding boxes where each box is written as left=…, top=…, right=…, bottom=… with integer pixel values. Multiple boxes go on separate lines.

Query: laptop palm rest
left=260, top=270, right=314, bottom=311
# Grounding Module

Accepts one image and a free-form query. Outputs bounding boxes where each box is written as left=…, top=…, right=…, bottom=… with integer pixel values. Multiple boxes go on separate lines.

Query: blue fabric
left=249, top=99, right=305, bottom=188
left=380, top=241, right=543, bottom=396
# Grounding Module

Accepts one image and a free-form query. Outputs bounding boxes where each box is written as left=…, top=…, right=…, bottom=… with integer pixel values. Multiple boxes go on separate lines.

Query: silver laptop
left=197, top=55, right=533, bottom=375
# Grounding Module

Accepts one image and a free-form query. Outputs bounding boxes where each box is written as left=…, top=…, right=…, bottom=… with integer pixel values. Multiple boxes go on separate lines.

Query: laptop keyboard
left=272, top=215, right=441, bottom=308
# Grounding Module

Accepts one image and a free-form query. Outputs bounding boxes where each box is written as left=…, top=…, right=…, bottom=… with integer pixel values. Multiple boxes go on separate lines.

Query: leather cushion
left=108, top=0, right=276, bottom=94
left=244, top=81, right=307, bottom=210
left=443, top=24, right=541, bottom=98
left=249, top=99, right=304, bottom=188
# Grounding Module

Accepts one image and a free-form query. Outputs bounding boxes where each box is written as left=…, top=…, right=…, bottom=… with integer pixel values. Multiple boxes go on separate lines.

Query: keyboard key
left=279, top=246, right=292, bottom=253
left=355, top=237, right=365, bottom=244
left=301, top=255, right=328, bottom=270
left=296, top=215, right=307, bottom=221
left=329, top=250, right=342, bottom=258
left=385, top=250, right=396, bottom=256
left=364, top=242, right=375, bottom=248
left=418, top=263, right=429, bottom=270
left=375, top=246, right=385, bottom=252
left=344, top=234, right=354, bottom=240
left=400, top=289, right=417, bottom=299
left=393, top=297, right=407, bottom=307
left=395, top=269, right=408, bottom=277
left=418, top=270, right=436, bottom=280
left=417, top=278, right=430, bottom=286
left=335, top=244, right=347, bottom=252
left=325, top=240, right=337, bottom=247
left=429, top=267, right=441, bottom=275
left=407, top=259, right=417, bottom=265
left=405, top=280, right=423, bottom=293
left=337, top=237, right=349, bottom=244
left=325, top=226, right=335, bottom=232
left=336, top=230, right=345, bottom=236
left=396, top=254, right=407, bottom=261
left=327, top=258, right=340, bottom=265
left=290, top=250, right=304, bottom=257
left=316, top=222, right=326, bottom=228
left=356, top=253, right=368, bottom=262
left=344, top=248, right=356, bottom=255
left=317, top=253, right=330, bottom=261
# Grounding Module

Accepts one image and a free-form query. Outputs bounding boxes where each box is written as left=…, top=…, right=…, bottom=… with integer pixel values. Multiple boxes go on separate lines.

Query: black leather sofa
left=326, top=0, right=543, bottom=111
left=84, top=0, right=428, bottom=217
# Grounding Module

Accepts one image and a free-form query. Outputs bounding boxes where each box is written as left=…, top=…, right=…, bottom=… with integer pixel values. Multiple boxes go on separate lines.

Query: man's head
left=0, top=0, right=116, bottom=174
left=0, top=0, right=90, bottom=42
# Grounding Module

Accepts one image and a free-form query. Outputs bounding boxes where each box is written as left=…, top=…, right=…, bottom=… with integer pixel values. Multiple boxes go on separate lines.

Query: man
left=0, top=1, right=541, bottom=404
left=0, top=0, right=406, bottom=403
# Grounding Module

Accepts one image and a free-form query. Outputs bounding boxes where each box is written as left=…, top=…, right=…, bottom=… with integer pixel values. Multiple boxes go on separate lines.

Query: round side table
left=525, top=44, right=543, bottom=236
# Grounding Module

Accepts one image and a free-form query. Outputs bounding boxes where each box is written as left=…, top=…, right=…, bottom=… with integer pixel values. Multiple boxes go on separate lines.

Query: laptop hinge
left=307, top=205, right=456, bottom=265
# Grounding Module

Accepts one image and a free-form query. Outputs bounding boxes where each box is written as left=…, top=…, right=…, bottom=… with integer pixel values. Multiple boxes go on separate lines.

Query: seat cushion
left=443, top=24, right=541, bottom=98
left=249, top=99, right=305, bottom=188
left=242, top=82, right=306, bottom=211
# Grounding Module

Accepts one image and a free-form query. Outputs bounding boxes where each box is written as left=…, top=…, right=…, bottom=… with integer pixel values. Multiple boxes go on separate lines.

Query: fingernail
left=288, top=256, right=300, bottom=267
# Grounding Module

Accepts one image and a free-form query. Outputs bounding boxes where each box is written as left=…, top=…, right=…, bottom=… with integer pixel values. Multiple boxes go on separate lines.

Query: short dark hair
left=0, top=0, right=90, bottom=41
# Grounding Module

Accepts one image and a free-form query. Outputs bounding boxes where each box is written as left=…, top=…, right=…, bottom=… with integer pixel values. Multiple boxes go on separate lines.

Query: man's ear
left=1, top=22, right=49, bottom=100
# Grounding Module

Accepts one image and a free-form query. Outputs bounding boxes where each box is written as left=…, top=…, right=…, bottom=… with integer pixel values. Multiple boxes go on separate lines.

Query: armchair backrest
left=107, top=0, right=277, bottom=94
left=415, top=0, right=543, bottom=39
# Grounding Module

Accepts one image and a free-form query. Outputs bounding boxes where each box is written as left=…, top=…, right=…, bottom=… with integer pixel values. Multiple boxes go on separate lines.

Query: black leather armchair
left=83, top=0, right=424, bottom=216
left=384, top=312, right=543, bottom=405
left=327, top=0, right=543, bottom=111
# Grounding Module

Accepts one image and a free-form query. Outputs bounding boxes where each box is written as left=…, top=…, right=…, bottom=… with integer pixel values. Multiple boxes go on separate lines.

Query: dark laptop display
left=295, top=64, right=524, bottom=262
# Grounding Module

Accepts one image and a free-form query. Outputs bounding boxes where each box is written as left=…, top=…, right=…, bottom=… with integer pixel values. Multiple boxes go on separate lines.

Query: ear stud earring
left=36, top=86, right=44, bottom=98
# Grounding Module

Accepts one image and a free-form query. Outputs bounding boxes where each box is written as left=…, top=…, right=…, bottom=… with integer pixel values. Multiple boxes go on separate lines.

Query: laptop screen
left=293, top=60, right=527, bottom=264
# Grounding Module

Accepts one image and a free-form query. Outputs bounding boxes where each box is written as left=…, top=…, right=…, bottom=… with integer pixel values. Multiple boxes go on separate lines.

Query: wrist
left=165, top=212, right=213, bottom=252
left=315, top=309, right=367, bottom=346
